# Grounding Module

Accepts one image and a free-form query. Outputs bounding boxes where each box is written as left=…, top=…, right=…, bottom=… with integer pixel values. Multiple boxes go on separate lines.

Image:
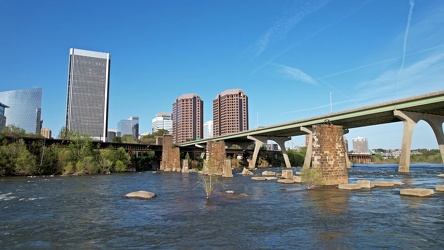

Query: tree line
left=0, top=125, right=132, bottom=176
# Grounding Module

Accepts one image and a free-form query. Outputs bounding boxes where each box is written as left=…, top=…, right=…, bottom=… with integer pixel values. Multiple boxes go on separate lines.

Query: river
left=1, top=164, right=444, bottom=249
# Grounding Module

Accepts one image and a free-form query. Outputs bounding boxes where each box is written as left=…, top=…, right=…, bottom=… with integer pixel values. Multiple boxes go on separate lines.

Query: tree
left=287, top=149, right=304, bottom=167
left=2, top=125, right=26, bottom=137
left=0, top=139, right=37, bottom=176
left=121, top=134, right=137, bottom=144
left=301, top=168, right=324, bottom=189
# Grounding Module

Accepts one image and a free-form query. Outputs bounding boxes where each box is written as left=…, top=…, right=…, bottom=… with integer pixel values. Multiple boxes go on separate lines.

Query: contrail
left=397, top=0, right=415, bottom=94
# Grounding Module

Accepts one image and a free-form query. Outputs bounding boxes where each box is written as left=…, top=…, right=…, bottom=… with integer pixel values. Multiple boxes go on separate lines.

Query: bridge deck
left=180, top=91, right=444, bottom=146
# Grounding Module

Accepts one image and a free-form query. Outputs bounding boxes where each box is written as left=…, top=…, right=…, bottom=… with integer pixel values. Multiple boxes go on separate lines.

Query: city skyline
left=1, top=1, right=444, bottom=149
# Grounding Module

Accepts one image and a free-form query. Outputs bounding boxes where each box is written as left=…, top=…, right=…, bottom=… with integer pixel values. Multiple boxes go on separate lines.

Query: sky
left=1, top=0, right=444, bottom=150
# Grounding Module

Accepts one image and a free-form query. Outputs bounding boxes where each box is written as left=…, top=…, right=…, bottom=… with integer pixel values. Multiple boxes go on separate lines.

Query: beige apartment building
left=213, top=89, right=248, bottom=136
left=40, top=128, right=52, bottom=139
left=172, top=93, right=203, bottom=143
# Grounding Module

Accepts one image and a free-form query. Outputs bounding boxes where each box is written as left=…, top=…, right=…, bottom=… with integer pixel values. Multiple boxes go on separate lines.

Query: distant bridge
left=179, top=91, right=444, bottom=172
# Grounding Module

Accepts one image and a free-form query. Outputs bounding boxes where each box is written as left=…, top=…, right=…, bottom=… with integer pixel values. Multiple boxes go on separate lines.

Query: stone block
left=373, top=182, right=395, bottom=187
left=265, top=177, right=278, bottom=180
left=222, top=159, right=233, bottom=178
left=281, top=170, right=294, bottom=179
left=436, top=186, right=444, bottom=192
left=278, top=179, right=295, bottom=184
left=293, top=176, right=302, bottom=183
left=400, top=188, right=434, bottom=197
left=262, top=171, right=276, bottom=176
left=242, top=168, right=253, bottom=175
left=252, top=177, right=267, bottom=181
left=357, top=180, right=372, bottom=189
left=338, top=184, right=362, bottom=190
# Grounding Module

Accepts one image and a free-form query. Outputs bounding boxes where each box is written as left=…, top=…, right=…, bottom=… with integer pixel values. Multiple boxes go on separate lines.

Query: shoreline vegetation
left=0, top=125, right=442, bottom=177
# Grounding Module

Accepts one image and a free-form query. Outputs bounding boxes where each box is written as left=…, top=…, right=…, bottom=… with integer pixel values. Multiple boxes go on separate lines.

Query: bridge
left=179, top=91, right=444, bottom=173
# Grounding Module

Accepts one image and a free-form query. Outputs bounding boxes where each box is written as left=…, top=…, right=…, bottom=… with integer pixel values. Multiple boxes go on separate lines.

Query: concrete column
left=394, top=110, right=421, bottom=172
left=247, top=135, right=265, bottom=169
left=426, top=117, right=444, bottom=164
left=272, top=137, right=292, bottom=168
left=343, top=129, right=351, bottom=168
left=395, top=110, right=444, bottom=171
left=300, top=127, right=313, bottom=169
left=247, top=135, right=292, bottom=169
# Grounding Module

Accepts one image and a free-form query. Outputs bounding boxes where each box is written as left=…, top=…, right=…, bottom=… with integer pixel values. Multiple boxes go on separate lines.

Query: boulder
left=436, top=186, right=444, bottom=192
left=338, top=184, right=362, bottom=190
left=293, top=176, right=302, bottom=183
left=357, top=180, right=372, bottom=189
left=124, top=191, right=156, bottom=200
left=277, top=179, right=295, bottom=184
left=281, top=170, right=294, bottom=179
left=242, top=168, right=253, bottom=175
left=262, top=171, right=276, bottom=176
left=400, top=188, right=434, bottom=197
left=438, top=174, right=444, bottom=177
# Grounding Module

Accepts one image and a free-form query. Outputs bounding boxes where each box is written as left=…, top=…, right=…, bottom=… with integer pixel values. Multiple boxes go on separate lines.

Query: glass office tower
left=0, top=88, right=42, bottom=134
left=66, top=48, right=111, bottom=141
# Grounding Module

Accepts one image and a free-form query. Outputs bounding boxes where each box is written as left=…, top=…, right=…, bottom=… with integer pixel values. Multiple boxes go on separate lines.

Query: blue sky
left=1, top=0, right=443, bottom=149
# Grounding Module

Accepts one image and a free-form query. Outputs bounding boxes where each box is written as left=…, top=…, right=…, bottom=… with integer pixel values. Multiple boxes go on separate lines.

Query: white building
left=152, top=112, right=172, bottom=134
left=204, top=120, right=213, bottom=139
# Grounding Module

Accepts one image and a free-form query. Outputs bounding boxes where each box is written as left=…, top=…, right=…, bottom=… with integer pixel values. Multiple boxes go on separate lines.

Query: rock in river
left=124, top=190, right=156, bottom=200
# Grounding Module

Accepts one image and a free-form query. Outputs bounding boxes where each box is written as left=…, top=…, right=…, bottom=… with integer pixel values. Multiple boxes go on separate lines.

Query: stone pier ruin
left=311, top=123, right=348, bottom=185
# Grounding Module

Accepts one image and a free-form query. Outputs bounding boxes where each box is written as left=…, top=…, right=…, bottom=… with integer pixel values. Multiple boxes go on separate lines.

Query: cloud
left=355, top=53, right=444, bottom=101
left=277, top=64, right=317, bottom=85
left=252, top=0, right=328, bottom=57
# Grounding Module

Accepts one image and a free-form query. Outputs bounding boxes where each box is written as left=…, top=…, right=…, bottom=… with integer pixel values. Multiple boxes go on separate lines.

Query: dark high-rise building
left=213, top=89, right=248, bottom=136
left=65, top=48, right=110, bottom=141
left=172, top=93, right=203, bottom=143
left=0, top=88, right=42, bottom=134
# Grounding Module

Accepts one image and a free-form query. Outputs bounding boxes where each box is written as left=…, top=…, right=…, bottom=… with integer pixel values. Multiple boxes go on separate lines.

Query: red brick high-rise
left=213, top=89, right=248, bottom=136
left=172, top=93, right=203, bottom=143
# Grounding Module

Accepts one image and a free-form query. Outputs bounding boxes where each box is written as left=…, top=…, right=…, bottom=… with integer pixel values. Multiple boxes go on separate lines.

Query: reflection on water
left=1, top=164, right=444, bottom=248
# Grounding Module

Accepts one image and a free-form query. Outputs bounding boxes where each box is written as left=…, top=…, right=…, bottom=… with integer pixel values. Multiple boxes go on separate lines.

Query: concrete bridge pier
left=247, top=135, right=292, bottom=169
left=394, top=110, right=444, bottom=172
left=300, top=127, right=313, bottom=169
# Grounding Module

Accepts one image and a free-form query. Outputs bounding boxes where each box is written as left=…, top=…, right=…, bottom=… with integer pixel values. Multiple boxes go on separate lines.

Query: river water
left=1, top=164, right=444, bottom=249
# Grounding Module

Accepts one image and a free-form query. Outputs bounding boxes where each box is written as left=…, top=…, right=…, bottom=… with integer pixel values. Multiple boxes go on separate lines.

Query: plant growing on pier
left=200, top=158, right=221, bottom=200
left=301, top=168, right=324, bottom=189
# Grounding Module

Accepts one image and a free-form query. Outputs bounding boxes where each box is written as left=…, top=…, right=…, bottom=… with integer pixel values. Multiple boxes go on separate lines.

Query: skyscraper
left=213, top=89, right=248, bottom=136
left=65, top=48, right=110, bottom=141
left=118, top=116, right=139, bottom=139
left=172, top=93, right=203, bottom=143
left=0, top=88, right=42, bottom=134
left=152, top=112, right=173, bottom=134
